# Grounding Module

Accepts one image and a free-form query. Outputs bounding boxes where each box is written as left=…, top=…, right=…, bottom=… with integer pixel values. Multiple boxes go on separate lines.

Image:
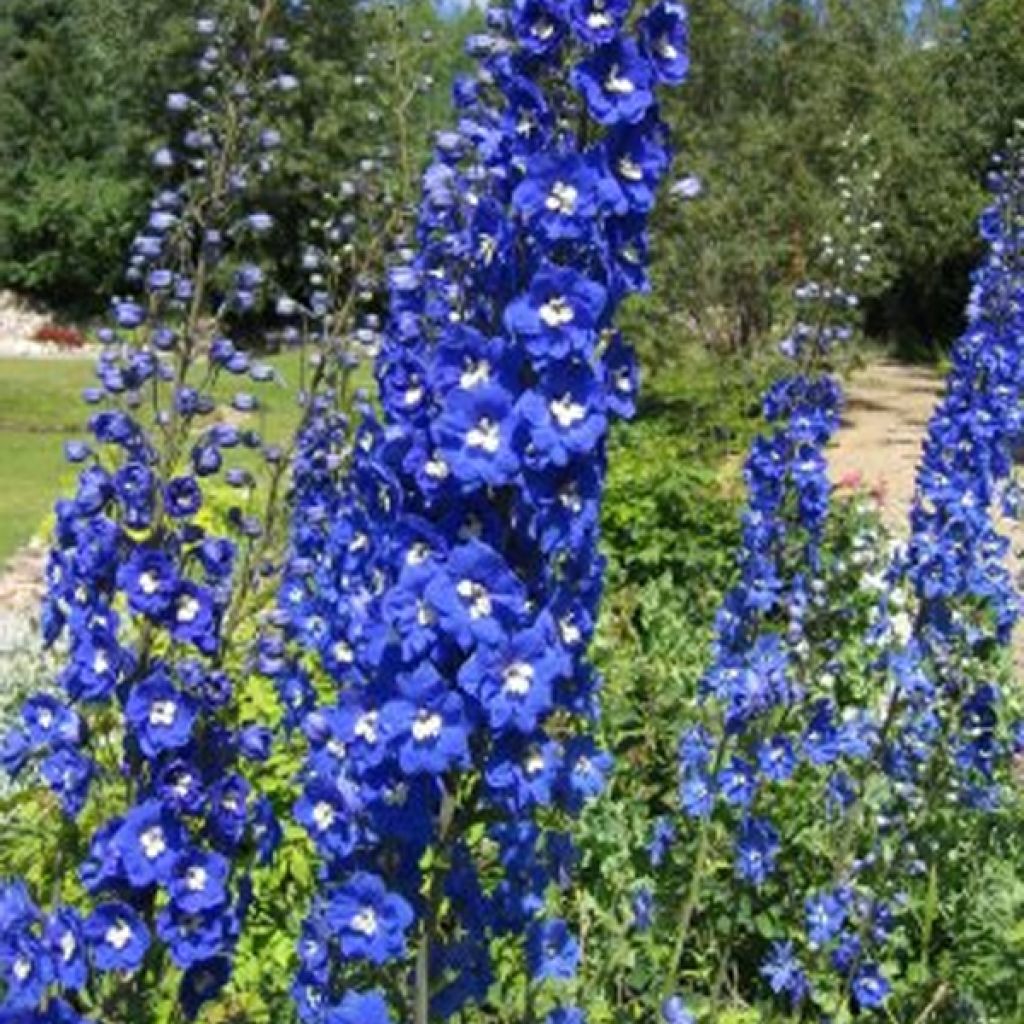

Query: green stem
left=664, top=735, right=729, bottom=995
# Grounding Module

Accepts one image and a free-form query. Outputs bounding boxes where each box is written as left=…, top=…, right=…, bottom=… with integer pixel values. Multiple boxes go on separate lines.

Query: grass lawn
left=0, top=350, right=366, bottom=568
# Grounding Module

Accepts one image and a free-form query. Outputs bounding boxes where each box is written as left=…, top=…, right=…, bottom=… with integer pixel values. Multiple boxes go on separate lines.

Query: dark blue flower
left=572, top=41, right=655, bottom=126
left=84, top=902, right=150, bottom=972
left=324, top=873, right=414, bottom=965
left=852, top=963, right=890, bottom=1010
left=125, top=668, right=198, bottom=758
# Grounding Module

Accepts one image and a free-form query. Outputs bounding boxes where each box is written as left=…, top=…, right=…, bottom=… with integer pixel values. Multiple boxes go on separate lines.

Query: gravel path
left=828, top=359, right=944, bottom=528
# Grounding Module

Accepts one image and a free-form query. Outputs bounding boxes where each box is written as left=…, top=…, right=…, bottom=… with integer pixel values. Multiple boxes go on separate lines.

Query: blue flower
left=426, top=540, right=527, bottom=649
left=760, top=940, right=809, bottom=1006
left=458, top=619, right=566, bottom=733
left=517, top=362, right=608, bottom=468
left=125, top=668, right=198, bottom=758
left=84, top=902, right=150, bottom=972
left=572, top=40, right=655, bottom=126
left=0, top=930, right=54, bottom=1010
left=391, top=691, right=471, bottom=776
left=40, top=748, right=94, bottom=817
left=638, top=2, right=690, bottom=85
left=324, top=990, right=392, bottom=1024
left=660, top=996, right=695, bottom=1024
left=526, top=918, right=580, bottom=981
left=156, top=904, right=234, bottom=968
left=179, top=956, right=231, bottom=1021
left=512, top=152, right=624, bottom=243
left=805, top=888, right=849, bottom=947
left=852, top=963, right=890, bottom=1010
left=324, top=873, right=414, bottom=965
left=734, top=816, right=780, bottom=886
left=118, top=548, right=178, bottom=619
left=115, top=799, right=186, bottom=887
left=433, top=385, right=520, bottom=488
left=648, top=817, right=676, bottom=866
left=169, top=850, right=231, bottom=913
left=504, top=262, right=607, bottom=363
left=45, top=908, right=87, bottom=991
left=568, top=0, right=629, bottom=45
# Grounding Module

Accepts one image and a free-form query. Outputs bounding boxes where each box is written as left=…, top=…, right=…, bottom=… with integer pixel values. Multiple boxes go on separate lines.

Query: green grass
left=0, top=359, right=97, bottom=566
left=0, top=351, right=368, bottom=568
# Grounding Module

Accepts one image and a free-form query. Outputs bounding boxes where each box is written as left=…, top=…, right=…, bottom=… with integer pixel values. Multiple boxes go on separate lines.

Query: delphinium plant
left=276, top=2, right=690, bottom=1022
left=812, top=128, right=1024, bottom=1020
left=615, top=138, right=891, bottom=1020
left=0, top=4, right=346, bottom=1020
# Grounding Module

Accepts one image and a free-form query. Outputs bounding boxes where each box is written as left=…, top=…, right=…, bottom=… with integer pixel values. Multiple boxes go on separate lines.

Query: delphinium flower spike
left=282, top=3, right=689, bottom=1022
left=815, top=127, right=1024, bottom=1015
left=648, top=134, right=886, bottom=1015
left=0, top=5, right=327, bottom=1020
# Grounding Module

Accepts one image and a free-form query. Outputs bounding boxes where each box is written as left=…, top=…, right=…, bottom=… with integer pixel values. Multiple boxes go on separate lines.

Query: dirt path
left=828, top=359, right=944, bottom=528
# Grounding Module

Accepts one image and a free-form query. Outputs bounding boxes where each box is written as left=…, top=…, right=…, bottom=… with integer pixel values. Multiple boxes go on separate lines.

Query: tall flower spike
left=653, top=133, right=887, bottom=1011
left=285, top=3, right=689, bottom=1022
left=859, top=128, right=1024, bottom=928
left=0, top=5, right=334, bottom=1021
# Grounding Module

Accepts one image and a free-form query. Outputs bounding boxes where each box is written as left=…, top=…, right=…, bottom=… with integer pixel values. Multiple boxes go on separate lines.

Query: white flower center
left=333, top=640, right=353, bottom=664
left=656, top=36, right=679, bottom=60
left=525, top=750, right=546, bottom=775
left=467, top=417, right=501, bottom=453
left=605, top=65, right=636, bottom=94
left=425, top=456, right=450, bottom=479
left=532, top=16, right=555, bottom=40
left=60, top=932, right=76, bottom=961
left=546, top=181, right=578, bottom=215
left=93, top=650, right=110, bottom=674
left=404, top=385, right=424, bottom=407
left=106, top=920, right=134, bottom=951
left=140, top=825, right=167, bottom=860
left=460, top=358, right=491, bottom=389
left=176, top=595, right=201, bottom=624
left=457, top=579, right=493, bottom=618
left=139, top=571, right=160, bottom=595
left=407, top=542, right=430, bottom=566
left=149, top=699, right=177, bottom=727
left=351, top=907, right=378, bottom=936
left=549, top=394, right=586, bottom=428
left=412, top=711, right=443, bottom=743
left=539, top=296, right=575, bottom=327
left=385, top=782, right=409, bottom=806
left=13, top=957, right=31, bottom=981
left=560, top=483, right=583, bottom=512
left=560, top=615, right=582, bottom=646
left=503, top=661, right=535, bottom=696
left=618, top=156, right=644, bottom=182
left=354, top=712, right=379, bottom=744
left=186, top=866, right=208, bottom=892
left=588, top=10, right=612, bottom=29
left=416, top=600, right=436, bottom=627
left=312, top=800, right=334, bottom=831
